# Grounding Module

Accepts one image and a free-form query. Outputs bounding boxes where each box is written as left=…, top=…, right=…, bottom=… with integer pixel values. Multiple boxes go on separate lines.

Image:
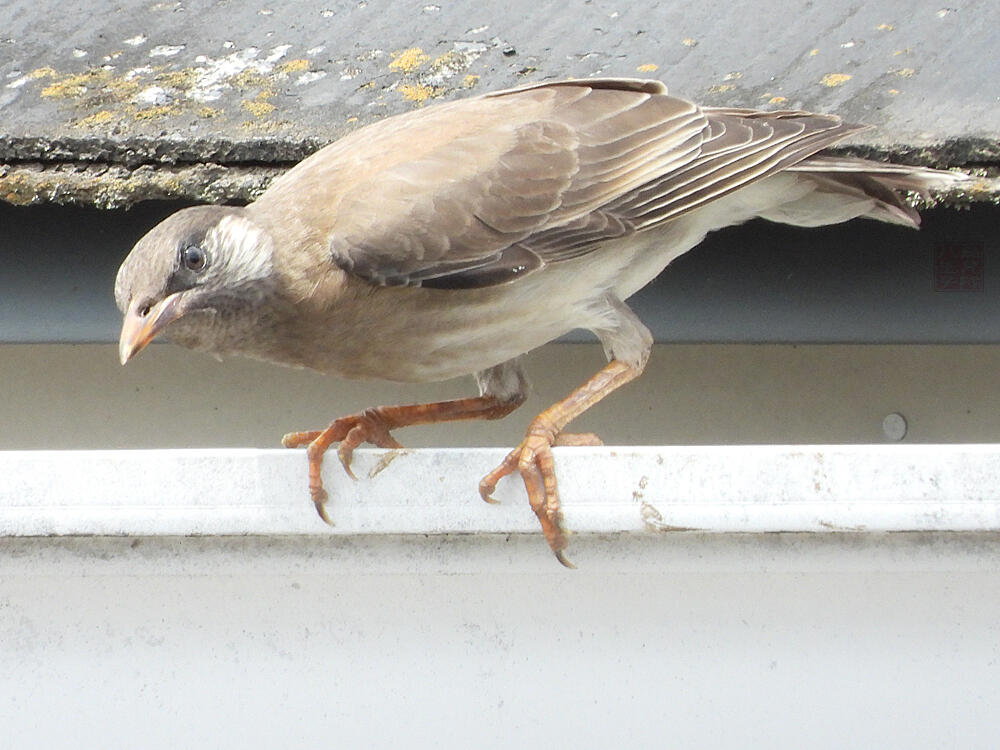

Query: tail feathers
left=776, top=156, right=970, bottom=229
left=801, top=171, right=923, bottom=227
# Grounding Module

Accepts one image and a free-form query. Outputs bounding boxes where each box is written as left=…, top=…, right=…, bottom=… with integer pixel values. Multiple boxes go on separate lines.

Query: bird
left=115, top=77, right=967, bottom=566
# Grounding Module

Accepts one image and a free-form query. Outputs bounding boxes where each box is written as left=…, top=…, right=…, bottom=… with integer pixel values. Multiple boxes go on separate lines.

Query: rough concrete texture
left=1, top=0, right=997, bottom=206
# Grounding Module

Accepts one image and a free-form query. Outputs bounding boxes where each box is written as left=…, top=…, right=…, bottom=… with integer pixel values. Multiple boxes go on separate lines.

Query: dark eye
left=181, top=245, right=208, bottom=272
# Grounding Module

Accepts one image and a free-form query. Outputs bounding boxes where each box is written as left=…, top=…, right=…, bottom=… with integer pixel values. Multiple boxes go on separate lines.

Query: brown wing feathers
left=324, top=81, right=937, bottom=289
left=609, top=113, right=861, bottom=229
left=332, top=84, right=709, bottom=287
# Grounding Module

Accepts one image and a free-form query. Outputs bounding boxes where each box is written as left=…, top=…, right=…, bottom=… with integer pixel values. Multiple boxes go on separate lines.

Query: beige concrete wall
left=2, top=342, right=997, bottom=450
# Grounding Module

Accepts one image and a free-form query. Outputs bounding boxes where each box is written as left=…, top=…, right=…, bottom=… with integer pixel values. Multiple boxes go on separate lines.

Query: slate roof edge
left=1, top=136, right=997, bottom=209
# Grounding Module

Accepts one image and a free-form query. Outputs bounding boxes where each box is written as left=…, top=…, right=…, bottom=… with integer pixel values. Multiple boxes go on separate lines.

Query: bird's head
left=115, top=205, right=277, bottom=364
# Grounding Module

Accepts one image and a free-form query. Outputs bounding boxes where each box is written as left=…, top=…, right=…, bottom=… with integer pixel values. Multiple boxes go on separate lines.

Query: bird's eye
left=181, top=245, right=209, bottom=272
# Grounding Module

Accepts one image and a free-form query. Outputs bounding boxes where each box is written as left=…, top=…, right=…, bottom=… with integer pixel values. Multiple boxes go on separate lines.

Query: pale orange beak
left=118, top=292, right=184, bottom=365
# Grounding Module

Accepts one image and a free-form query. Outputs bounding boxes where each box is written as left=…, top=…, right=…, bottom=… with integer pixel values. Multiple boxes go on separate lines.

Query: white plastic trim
left=2, top=445, right=1000, bottom=537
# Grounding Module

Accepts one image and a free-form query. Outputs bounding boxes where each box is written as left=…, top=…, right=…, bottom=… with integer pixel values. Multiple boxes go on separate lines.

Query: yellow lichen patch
left=876, top=23, right=894, bottom=31
left=40, top=80, right=84, bottom=99
left=73, top=110, right=115, bottom=128
left=681, top=38, right=697, bottom=47
left=892, top=67, right=915, bottom=77
left=723, top=71, right=743, bottom=81
left=104, top=76, right=143, bottom=100
left=462, top=74, right=479, bottom=88
left=820, top=73, right=851, bottom=87
left=155, top=68, right=201, bottom=89
left=276, top=58, right=310, bottom=74
left=398, top=83, right=438, bottom=103
left=708, top=83, right=734, bottom=93
left=40, top=68, right=109, bottom=99
left=808, top=48, right=820, bottom=56
left=241, top=97, right=277, bottom=116
left=768, top=95, right=787, bottom=104
left=389, top=47, right=430, bottom=74
left=197, top=106, right=223, bottom=118
left=228, top=68, right=270, bottom=90
left=636, top=63, right=658, bottom=72
left=28, top=66, right=57, bottom=80
left=133, top=104, right=182, bottom=120
left=35, top=66, right=150, bottom=109
left=346, top=116, right=359, bottom=123
left=888, top=88, right=900, bottom=95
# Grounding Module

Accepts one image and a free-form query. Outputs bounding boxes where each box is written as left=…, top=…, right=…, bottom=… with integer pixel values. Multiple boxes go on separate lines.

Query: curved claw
left=336, top=442, right=360, bottom=480
left=287, top=410, right=404, bottom=526
left=311, top=486, right=333, bottom=526
left=282, top=394, right=525, bottom=533
left=554, top=550, right=576, bottom=569
left=478, top=486, right=502, bottom=505
left=478, top=446, right=521, bottom=505
left=305, top=440, right=335, bottom=524
left=480, top=430, right=572, bottom=565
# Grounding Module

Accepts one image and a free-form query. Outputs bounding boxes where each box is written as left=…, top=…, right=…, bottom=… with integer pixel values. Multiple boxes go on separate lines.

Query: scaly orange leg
left=479, top=359, right=642, bottom=568
left=282, top=396, right=522, bottom=524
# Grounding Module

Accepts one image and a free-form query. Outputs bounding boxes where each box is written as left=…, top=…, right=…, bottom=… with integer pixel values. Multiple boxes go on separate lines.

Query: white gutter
left=2, top=445, right=999, bottom=537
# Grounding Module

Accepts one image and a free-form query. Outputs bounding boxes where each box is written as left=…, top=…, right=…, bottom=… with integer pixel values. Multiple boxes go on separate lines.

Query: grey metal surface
left=1, top=200, right=996, bottom=344
left=0, top=0, right=997, bottom=207
left=4, top=535, right=1000, bottom=750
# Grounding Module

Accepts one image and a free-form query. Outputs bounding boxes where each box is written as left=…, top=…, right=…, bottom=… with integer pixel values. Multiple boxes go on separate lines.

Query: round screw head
left=882, top=412, right=908, bottom=441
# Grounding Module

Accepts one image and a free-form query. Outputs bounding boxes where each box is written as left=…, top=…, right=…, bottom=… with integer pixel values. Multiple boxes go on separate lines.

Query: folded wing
left=270, top=79, right=932, bottom=290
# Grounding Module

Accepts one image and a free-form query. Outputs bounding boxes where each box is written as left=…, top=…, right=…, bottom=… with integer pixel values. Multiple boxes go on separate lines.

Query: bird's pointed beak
left=119, top=292, right=184, bottom=365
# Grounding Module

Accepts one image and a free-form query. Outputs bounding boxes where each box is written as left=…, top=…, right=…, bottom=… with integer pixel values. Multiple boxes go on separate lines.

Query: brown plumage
left=115, top=78, right=967, bottom=566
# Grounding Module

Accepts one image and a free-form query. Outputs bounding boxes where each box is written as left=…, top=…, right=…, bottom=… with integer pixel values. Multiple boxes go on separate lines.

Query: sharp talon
left=480, top=433, right=574, bottom=565
left=337, top=436, right=361, bottom=479
left=315, top=502, right=334, bottom=526
left=554, top=550, right=576, bottom=569
left=311, top=489, right=333, bottom=525
left=479, top=482, right=500, bottom=504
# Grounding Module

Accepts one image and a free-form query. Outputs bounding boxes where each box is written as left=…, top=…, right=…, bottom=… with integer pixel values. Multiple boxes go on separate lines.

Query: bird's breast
left=225, top=222, right=710, bottom=383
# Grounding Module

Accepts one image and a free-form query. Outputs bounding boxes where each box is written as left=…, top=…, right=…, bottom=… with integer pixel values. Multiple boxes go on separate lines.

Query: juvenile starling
left=116, top=78, right=967, bottom=566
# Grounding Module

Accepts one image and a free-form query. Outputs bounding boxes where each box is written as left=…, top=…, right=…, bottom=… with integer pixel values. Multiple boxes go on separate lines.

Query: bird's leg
left=282, top=395, right=523, bottom=523
left=477, top=296, right=650, bottom=567
left=479, top=359, right=643, bottom=569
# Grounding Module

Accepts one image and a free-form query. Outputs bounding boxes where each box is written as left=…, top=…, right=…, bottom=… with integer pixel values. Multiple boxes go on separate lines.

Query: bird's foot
left=281, top=409, right=404, bottom=524
left=479, top=423, right=598, bottom=569
left=282, top=396, right=522, bottom=526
